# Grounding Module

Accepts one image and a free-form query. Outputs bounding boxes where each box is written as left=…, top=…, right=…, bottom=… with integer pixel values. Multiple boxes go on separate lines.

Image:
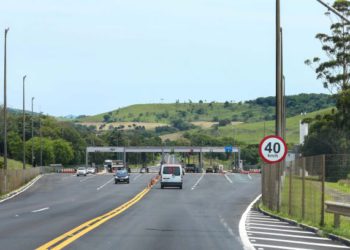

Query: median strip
left=36, top=179, right=158, bottom=250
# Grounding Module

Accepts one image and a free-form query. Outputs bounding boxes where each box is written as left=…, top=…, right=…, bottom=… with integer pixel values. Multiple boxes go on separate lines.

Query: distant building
left=299, top=121, right=309, bottom=145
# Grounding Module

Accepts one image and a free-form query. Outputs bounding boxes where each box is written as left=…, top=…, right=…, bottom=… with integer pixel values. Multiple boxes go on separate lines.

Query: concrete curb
left=0, top=174, right=43, bottom=204
left=257, top=201, right=350, bottom=247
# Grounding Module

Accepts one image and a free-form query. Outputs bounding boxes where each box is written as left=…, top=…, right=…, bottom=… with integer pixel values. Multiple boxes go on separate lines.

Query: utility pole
left=31, top=97, right=35, bottom=167
left=275, top=0, right=283, bottom=212
left=276, top=0, right=282, bottom=137
left=23, top=75, right=27, bottom=169
left=3, top=28, right=9, bottom=170
left=40, top=113, right=42, bottom=166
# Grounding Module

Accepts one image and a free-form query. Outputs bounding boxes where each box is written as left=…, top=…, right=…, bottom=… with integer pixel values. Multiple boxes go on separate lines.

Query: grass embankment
left=261, top=175, right=350, bottom=239
left=0, top=157, right=32, bottom=170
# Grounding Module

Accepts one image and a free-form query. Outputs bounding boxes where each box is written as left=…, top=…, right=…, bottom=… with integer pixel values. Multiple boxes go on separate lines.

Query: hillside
left=76, top=93, right=335, bottom=124
left=181, top=108, right=333, bottom=145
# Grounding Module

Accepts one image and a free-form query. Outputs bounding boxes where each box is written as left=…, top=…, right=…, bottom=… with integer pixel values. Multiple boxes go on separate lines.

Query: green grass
left=76, top=94, right=335, bottom=124
left=187, top=108, right=333, bottom=145
left=0, top=157, right=32, bottom=170
left=264, top=174, right=350, bottom=240
left=326, top=181, right=350, bottom=194
left=77, top=102, right=271, bottom=123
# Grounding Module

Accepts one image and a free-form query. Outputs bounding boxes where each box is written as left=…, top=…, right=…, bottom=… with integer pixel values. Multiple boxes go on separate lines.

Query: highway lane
left=0, top=173, right=155, bottom=250
left=65, top=173, right=261, bottom=250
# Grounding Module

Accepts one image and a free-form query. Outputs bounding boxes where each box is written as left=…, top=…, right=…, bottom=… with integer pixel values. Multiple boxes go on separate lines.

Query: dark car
left=185, top=164, right=198, bottom=173
left=114, top=169, right=130, bottom=184
left=206, top=167, right=214, bottom=173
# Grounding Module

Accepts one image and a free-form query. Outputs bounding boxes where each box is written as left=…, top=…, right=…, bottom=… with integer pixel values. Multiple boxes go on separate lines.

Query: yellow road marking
left=36, top=187, right=150, bottom=250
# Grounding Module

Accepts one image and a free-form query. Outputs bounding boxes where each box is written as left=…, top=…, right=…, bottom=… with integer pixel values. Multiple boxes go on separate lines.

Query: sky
left=0, top=0, right=332, bottom=116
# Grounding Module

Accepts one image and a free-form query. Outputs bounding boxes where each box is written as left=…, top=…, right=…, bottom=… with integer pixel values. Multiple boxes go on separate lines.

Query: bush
left=218, top=119, right=231, bottom=126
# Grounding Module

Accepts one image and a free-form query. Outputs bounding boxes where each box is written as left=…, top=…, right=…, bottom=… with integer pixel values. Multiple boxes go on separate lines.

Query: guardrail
left=325, top=201, right=350, bottom=228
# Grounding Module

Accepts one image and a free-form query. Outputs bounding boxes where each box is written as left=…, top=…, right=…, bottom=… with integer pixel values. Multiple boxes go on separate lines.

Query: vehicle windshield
left=163, top=167, right=180, bottom=176
left=116, top=170, right=127, bottom=175
left=78, top=168, right=85, bottom=170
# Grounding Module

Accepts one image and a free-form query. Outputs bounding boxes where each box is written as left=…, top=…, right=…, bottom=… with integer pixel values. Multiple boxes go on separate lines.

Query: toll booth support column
left=123, top=147, right=126, bottom=166
left=85, top=149, right=88, bottom=167
left=200, top=148, right=203, bottom=171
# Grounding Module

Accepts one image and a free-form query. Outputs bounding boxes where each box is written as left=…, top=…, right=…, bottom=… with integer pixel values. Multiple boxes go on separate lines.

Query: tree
left=52, top=139, right=74, bottom=165
left=26, top=137, right=55, bottom=166
left=103, top=114, right=111, bottom=122
left=8, top=131, right=22, bottom=160
left=305, top=1, right=350, bottom=93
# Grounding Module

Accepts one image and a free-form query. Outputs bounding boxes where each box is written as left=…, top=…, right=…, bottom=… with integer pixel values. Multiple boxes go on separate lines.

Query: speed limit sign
left=259, top=135, right=288, bottom=164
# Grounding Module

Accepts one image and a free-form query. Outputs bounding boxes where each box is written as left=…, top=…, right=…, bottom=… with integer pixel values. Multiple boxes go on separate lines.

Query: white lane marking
left=248, top=174, right=252, bottom=180
left=133, top=174, right=142, bottom=181
left=249, top=237, right=350, bottom=248
left=247, top=231, right=330, bottom=240
left=247, top=223, right=295, bottom=228
left=97, top=178, right=114, bottom=190
left=252, top=244, right=315, bottom=250
left=239, top=194, right=261, bottom=250
left=80, top=175, right=95, bottom=182
left=220, top=217, right=236, bottom=238
left=224, top=174, right=233, bottom=183
left=247, top=217, right=282, bottom=222
left=191, top=173, right=205, bottom=190
left=246, top=226, right=314, bottom=234
left=0, top=175, right=42, bottom=204
left=32, top=207, right=50, bottom=213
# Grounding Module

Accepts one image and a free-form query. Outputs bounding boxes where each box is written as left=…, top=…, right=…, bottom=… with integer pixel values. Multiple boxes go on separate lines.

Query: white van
left=160, top=164, right=183, bottom=189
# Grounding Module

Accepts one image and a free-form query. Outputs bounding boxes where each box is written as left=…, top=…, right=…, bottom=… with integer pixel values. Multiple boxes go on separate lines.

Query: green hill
left=183, top=108, right=333, bottom=145
left=77, top=93, right=335, bottom=124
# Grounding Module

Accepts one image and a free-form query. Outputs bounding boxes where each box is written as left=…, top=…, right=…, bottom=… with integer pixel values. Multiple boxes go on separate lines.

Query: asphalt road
left=0, top=173, right=155, bottom=250
left=64, top=173, right=261, bottom=250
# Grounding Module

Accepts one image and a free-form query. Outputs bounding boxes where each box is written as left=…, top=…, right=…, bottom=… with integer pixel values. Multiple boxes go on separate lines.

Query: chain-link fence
left=262, top=154, right=350, bottom=230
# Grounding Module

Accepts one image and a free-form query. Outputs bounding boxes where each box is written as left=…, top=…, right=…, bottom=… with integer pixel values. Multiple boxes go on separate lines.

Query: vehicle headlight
left=125, top=176, right=129, bottom=178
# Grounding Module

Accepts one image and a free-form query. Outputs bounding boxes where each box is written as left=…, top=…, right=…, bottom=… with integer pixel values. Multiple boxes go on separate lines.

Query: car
left=114, top=169, right=130, bottom=184
left=160, top=164, right=183, bottom=189
left=76, top=167, right=87, bottom=176
left=206, top=167, right=214, bottom=173
left=87, top=167, right=96, bottom=174
left=185, top=164, right=197, bottom=173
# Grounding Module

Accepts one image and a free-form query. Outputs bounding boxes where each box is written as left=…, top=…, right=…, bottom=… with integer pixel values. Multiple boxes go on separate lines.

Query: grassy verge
left=326, top=181, right=350, bottom=194
left=263, top=175, right=350, bottom=240
left=0, top=157, right=32, bottom=170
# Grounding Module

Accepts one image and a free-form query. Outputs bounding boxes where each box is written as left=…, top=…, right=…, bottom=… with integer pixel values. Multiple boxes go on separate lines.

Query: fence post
left=288, top=161, right=293, bottom=215
left=302, top=157, right=306, bottom=220
left=320, top=155, right=325, bottom=226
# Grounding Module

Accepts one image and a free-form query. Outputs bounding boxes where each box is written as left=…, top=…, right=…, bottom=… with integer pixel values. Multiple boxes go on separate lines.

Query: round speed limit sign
left=259, top=135, right=288, bottom=164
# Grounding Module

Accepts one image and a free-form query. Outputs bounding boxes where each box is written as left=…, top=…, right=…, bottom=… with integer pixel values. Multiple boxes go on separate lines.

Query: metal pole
left=276, top=0, right=282, bottom=212
left=276, top=0, right=282, bottom=137
left=40, top=114, right=42, bottom=166
left=22, top=75, right=27, bottom=169
left=31, top=97, right=35, bottom=167
left=3, top=28, right=9, bottom=170
left=316, top=0, right=350, bottom=24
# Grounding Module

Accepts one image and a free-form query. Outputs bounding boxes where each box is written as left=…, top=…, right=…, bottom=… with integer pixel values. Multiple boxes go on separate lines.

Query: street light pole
left=3, top=28, right=9, bottom=170
left=39, top=113, right=42, bottom=166
left=31, top=97, right=35, bottom=167
left=23, top=75, right=27, bottom=169
left=276, top=0, right=282, bottom=138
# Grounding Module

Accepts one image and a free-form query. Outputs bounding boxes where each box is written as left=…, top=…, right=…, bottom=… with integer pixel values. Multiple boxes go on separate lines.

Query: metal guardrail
left=325, top=201, right=350, bottom=228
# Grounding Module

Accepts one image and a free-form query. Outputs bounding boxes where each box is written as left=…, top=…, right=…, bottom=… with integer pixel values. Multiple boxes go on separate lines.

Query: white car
left=160, top=164, right=183, bottom=189
left=76, top=167, right=87, bottom=176
left=87, top=167, right=96, bottom=174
